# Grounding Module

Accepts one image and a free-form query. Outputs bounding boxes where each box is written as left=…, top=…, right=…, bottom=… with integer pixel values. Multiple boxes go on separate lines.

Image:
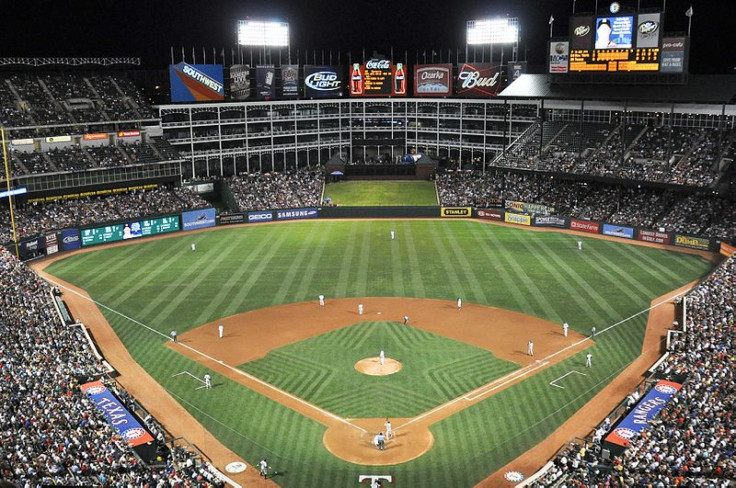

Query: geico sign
left=305, top=72, right=341, bottom=90
left=365, top=59, right=390, bottom=69
left=458, top=70, right=499, bottom=89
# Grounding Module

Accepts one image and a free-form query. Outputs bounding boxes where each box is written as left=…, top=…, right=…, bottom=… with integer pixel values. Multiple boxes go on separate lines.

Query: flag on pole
left=685, top=6, right=693, bottom=17
left=549, top=15, right=555, bottom=24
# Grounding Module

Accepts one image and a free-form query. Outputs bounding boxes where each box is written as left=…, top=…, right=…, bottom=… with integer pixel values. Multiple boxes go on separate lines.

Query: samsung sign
left=304, top=66, right=343, bottom=98
left=276, top=208, right=318, bottom=221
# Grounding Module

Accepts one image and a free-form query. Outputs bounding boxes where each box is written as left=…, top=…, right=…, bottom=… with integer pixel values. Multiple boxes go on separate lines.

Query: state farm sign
left=455, top=63, right=502, bottom=97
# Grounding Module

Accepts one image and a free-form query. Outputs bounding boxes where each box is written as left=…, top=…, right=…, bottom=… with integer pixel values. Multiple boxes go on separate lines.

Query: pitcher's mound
left=355, top=357, right=402, bottom=376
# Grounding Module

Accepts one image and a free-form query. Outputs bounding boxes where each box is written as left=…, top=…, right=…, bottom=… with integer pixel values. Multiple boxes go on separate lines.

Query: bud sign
left=455, top=63, right=502, bottom=97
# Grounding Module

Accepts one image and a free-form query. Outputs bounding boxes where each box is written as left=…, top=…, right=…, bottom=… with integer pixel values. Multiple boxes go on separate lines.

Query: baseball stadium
left=1, top=1, right=734, bottom=487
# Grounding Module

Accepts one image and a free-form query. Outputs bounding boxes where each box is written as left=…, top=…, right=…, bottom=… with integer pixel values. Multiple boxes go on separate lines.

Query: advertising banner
left=506, top=61, right=527, bottom=84
left=182, top=208, right=216, bottom=231
left=636, top=13, right=662, bottom=49
left=637, top=229, right=671, bottom=245
left=46, top=136, right=72, bottom=143
left=570, top=16, right=594, bottom=51
left=602, top=223, right=634, bottom=239
left=476, top=208, right=504, bottom=220
left=248, top=210, right=274, bottom=223
left=570, top=219, right=600, bottom=234
left=350, top=59, right=402, bottom=97
left=280, top=64, right=299, bottom=98
left=605, top=380, right=682, bottom=447
left=81, top=217, right=179, bottom=246
left=229, top=64, right=251, bottom=100
left=81, top=381, right=155, bottom=447
left=413, top=64, right=453, bottom=96
left=505, top=201, right=555, bottom=216
left=45, top=232, right=59, bottom=255
left=169, top=63, right=225, bottom=102
left=256, top=65, right=277, bottom=100
left=533, top=215, right=567, bottom=228
left=11, top=138, right=34, bottom=146
left=441, top=207, right=472, bottom=218
left=504, top=213, right=531, bottom=226
left=117, top=130, right=140, bottom=138
left=218, top=213, right=245, bottom=225
left=720, top=242, right=736, bottom=257
left=304, top=66, right=343, bottom=98
left=60, top=229, right=81, bottom=251
left=660, top=37, right=687, bottom=73
left=456, top=63, right=502, bottom=97
left=549, top=42, right=569, bottom=73
left=674, top=234, right=710, bottom=251
left=18, top=236, right=45, bottom=259
left=276, top=208, right=318, bottom=221
left=83, top=133, right=108, bottom=141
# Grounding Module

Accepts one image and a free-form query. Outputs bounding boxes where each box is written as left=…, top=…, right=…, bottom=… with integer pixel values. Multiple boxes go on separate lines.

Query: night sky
left=2, top=0, right=733, bottom=73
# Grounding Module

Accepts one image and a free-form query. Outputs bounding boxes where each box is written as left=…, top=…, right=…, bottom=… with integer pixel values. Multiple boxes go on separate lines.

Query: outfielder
left=586, top=352, right=593, bottom=368
left=384, top=419, right=393, bottom=440
left=591, top=326, right=597, bottom=338
left=204, top=373, right=212, bottom=389
left=563, top=322, right=569, bottom=337
left=390, top=230, right=395, bottom=240
left=218, top=323, right=224, bottom=339
left=577, top=240, right=583, bottom=250
left=318, top=294, right=325, bottom=306
left=358, top=303, right=364, bottom=316
left=191, top=243, right=196, bottom=252
left=379, top=350, right=385, bottom=366
left=527, top=339, right=534, bottom=356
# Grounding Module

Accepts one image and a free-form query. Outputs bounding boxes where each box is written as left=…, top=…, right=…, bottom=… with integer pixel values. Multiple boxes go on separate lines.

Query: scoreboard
left=81, top=216, right=180, bottom=247
left=569, top=47, right=660, bottom=72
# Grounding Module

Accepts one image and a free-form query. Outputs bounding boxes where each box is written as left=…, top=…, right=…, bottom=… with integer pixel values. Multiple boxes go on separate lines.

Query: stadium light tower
left=237, top=20, right=290, bottom=63
left=466, top=17, right=520, bottom=64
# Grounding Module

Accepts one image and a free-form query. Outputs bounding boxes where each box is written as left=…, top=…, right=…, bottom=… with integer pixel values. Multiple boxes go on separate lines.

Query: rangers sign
left=456, top=63, right=502, bottom=97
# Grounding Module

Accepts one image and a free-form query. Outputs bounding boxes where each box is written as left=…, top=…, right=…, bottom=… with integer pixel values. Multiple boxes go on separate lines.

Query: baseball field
left=42, top=219, right=714, bottom=487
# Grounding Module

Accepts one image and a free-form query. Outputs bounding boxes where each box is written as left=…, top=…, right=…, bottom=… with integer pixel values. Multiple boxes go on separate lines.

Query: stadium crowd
left=226, top=168, right=323, bottom=212
left=530, top=255, right=734, bottom=487
left=436, top=169, right=736, bottom=239
left=0, top=246, right=223, bottom=486
left=0, top=186, right=207, bottom=243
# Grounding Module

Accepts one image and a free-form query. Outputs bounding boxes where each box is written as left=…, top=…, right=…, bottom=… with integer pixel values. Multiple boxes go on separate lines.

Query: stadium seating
left=226, top=168, right=323, bottom=212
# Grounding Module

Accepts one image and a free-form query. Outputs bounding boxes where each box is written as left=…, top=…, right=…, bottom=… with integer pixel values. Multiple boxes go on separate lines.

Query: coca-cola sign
left=350, top=59, right=394, bottom=97
left=414, top=64, right=452, bottom=96
left=365, top=59, right=390, bottom=69
left=455, top=63, right=502, bottom=97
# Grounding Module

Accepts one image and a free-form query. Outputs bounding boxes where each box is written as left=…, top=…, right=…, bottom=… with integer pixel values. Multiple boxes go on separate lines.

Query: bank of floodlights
left=237, top=20, right=289, bottom=47
left=466, top=18, right=519, bottom=45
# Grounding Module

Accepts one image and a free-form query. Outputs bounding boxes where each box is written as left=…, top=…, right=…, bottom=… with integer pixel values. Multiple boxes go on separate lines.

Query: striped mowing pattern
left=46, top=220, right=713, bottom=488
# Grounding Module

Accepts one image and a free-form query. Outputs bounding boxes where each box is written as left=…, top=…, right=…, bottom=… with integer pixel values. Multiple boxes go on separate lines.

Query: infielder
left=527, top=339, right=534, bottom=356
left=318, top=294, right=325, bottom=306
left=170, top=330, right=177, bottom=343
left=204, top=373, right=212, bottom=389
left=586, top=352, right=593, bottom=368
left=218, top=323, right=224, bottom=339
left=258, top=459, right=268, bottom=478
left=379, top=350, right=385, bottom=366
left=390, top=230, right=395, bottom=240
left=403, top=315, right=409, bottom=325
left=591, top=326, right=597, bottom=338
left=563, top=322, right=569, bottom=337
left=358, top=303, right=364, bottom=316
left=191, top=243, right=196, bottom=252
left=384, top=419, right=393, bottom=440
left=457, top=297, right=462, bottom=310
left=577, top=240, right=583, bottom=250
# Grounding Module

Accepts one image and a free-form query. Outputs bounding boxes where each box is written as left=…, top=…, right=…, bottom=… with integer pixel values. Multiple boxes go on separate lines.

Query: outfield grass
left=241, top=321, right=519, bottom=418
left=323, top=180, right=438, bottom=206
left=45, top=220, right=713, bottom=487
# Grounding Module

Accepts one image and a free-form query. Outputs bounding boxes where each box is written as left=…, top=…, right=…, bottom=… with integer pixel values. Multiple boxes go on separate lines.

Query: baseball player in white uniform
left=390, top=230, right=395, bottom=240
left=403, top=315, right=409, bottom=325
left=170, top=330, right=177, bottom=343
left=384, top=419, right=393, bottom=440
left=318, top=294, right=325, bottom=307
left=563, top=322, right=569, bottom=337
left=586, top=352, right=593, bottom=368
left=358, top=303, right=364, bottom=315
left=591, top=326, right=597, bottom=338
left=191, top=243, right=196, bottom=252
left=218, top=323, right=224, bottom=339
left=457, top=297, right=462, bottom=310
left=204, top=373, right=212, bottom=389
left=379, top=350, right=385, bottom=366
left=577, top=240, right=583, bottom=250
left=527, top=340, right=534, bottom=356
left=258, top=459, right=268, bottom=478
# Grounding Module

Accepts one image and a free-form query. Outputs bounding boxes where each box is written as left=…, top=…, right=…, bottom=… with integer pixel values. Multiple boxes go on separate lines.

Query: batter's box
left=549, top=370, right=587, bottom=389
left=172, top=370, right=208, bottom=390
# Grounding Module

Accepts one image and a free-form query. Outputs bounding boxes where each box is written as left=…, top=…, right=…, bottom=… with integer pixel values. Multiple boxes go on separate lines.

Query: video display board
left=595, top=16, right=634, bottom=49
left=350, top=59, right=406, bottom=97
left=169, top=63, right=225, bottom=102
left=456, top=63, right=502, bottom=97
left=413, top=64, right=452, bottom=96
left=81, top=216, right=180, bottom=247
left=280, top=64, right=299, bottom=98
left=304, top=66, right=343, bottom=98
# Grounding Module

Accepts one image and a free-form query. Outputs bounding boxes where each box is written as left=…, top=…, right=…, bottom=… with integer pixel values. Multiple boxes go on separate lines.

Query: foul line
left=549, top=370, right=587, bottom=389
left=48, top=278, right=368, bottom=434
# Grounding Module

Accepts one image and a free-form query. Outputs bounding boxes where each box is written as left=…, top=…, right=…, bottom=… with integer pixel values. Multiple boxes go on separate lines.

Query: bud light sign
left=60, top=228, right=81, bottom=251
left=182, top=208, right=216, bottom=231
left=304, top=66, right=343, bottom=98
left=456, top=63, right=502, bottom=97
left=414, top=64, right=452, bottom=96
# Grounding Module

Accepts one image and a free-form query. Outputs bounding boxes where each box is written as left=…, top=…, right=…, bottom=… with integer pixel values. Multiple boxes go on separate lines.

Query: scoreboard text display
left=350, top=60, right=406, bottom=96
left=81, top=216, right=180, bottom=247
